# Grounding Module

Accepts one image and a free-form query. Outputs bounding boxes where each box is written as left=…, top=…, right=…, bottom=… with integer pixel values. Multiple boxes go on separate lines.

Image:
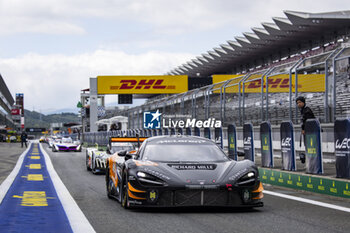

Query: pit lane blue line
left=0, top=143, right=72, bottom=233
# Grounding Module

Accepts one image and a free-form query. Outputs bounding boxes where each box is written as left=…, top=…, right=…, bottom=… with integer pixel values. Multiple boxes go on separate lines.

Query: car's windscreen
left=110, top=142, right=134, bottom=153
left=62, top=138, right=72, bottom=143
left=141, top=144, right=229, bottom=162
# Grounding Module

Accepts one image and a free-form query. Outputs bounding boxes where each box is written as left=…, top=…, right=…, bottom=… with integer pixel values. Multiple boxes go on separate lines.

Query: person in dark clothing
left=296, top=96, right=315, bottom=136
left=21, top=131, right=28, bottom=148
left=296, top=96, right=315, bottom=163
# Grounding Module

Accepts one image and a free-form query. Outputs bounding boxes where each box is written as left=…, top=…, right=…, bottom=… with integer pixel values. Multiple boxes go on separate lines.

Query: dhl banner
left=212, top=74, right=325, bottom=93
left=97, top=75, right=188, bottom=94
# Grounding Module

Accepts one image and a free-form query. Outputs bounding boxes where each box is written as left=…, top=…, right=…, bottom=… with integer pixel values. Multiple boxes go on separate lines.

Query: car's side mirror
left=125, top=153, right=133, bottom=161
left=117, top=150, right=127, bottom=157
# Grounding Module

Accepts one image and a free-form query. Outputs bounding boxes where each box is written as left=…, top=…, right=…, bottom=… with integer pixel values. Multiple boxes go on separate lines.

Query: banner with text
left=305, top=119, right=323, bottom=174
left=280, top=121, right=296, bottom=171
left=227, top=124, right=238, bottom=160
left=334, top=119, right=350, bottom=178
left=97, top=75, right=188, bottom=94
left=260, top=122, right=274, bottom=168
left=243, top=123, right=255, bottom=162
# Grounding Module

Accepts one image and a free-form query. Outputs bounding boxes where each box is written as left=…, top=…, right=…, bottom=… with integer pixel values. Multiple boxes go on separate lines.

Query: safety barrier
left=81, top=119, right=350, bottom=180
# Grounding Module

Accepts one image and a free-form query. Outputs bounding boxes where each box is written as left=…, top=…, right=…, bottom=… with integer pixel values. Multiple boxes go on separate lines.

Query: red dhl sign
left=212, top=74, right=325, bottom=93
left=97, top=75, right=188, bottom=94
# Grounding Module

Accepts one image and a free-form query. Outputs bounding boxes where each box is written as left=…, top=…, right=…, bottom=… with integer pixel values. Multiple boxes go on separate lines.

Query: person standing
left=21, top=131, right=28, bottom=148
left=296, top=96, right=315, bottom=163
left=296, top=96, right=315, bottom=136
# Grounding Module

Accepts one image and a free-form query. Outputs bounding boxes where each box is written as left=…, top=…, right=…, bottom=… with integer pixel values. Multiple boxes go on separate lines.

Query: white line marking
left=40, top=143, right=96, bottom=233
left=0, top=142, right=32, bottom=204
left=264, top=190, right=350, bottom=213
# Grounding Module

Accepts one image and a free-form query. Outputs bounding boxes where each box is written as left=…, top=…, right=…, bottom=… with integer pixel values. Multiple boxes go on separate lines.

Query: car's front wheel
left=121, top=173, right=129, bottom=209
left=106, top=162, right=113, bottom=199
left=86, top=152, right=91, bottom=171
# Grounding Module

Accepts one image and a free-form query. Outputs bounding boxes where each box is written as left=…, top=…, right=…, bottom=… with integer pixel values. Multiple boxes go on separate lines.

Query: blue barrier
left=243, top=123, right=255, bottom=162
left=334, top=118, right=350, bottom=178
left=194, top=127, right=200, bottom=136
left=204, top=128, right=211, bottom=139
left=260, top=121, right=273, bottom=168
left=305, top=119, right=323, bottom=174
left=280, top=121, right=296, bottom=171
left=227, top=124, right=237, bottom=160
left=214, top=127, right=223, bottom=149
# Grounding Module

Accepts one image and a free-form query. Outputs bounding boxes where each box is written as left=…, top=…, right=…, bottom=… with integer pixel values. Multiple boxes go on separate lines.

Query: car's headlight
left=137, top=171, right=147, bottom=178
left=247, top=172, right=255, bottom=178
left=236, top=172, right=256, bottom=186
left=136, top=171, right=165, bottom=186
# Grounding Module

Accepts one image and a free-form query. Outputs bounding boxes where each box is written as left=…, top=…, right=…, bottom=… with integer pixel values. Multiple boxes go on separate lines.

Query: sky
left=0, top=0, right=348, bottom=114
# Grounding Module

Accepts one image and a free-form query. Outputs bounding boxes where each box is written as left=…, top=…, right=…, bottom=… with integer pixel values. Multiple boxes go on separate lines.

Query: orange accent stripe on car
left=252, top=182, right=264, bottom=193
left=128, top=182, right=146, bottom=193
left=128, top=190, right=146, bottom=200
left=110, top=137, right=147, bottom=142
left=252, top=192, right=264, bottom=200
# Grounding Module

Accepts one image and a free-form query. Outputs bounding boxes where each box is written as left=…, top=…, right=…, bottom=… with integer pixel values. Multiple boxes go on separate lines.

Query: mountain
left=24, top=109, right=80, bottom=129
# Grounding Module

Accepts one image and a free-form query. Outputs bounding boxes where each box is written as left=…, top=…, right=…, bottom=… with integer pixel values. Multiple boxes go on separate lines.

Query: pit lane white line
left=40, top=143, right=96, bottom=233
left=0, top=142, right=32, bottom=204
left=263, top=190, right=350, bottom=213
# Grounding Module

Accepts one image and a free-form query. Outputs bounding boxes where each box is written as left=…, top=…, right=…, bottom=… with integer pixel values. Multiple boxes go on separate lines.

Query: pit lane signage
left=280, top=121, right=296, bottom=171
left=334, top=119, right=350, bottom=178
left=305, top=119, right=323, bottom=174
left=259, top=168, right=350, bottom=199
left=227, top=124, right=237, bottom=160
left=260, top=122, right=273, bottom=168
left=97, top=75, right=188, bottom=94
left=243, top=123, right=255, bottom=162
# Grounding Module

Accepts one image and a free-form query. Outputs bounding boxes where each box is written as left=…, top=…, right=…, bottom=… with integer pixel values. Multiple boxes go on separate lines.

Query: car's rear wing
left=109, top=137, right=147, bottom=143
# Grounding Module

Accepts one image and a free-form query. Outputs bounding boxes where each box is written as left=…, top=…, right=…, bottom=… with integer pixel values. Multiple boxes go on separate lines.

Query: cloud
left=0, top=50, right=193, bottom=112
left=0, top=0, right=348, bottom=36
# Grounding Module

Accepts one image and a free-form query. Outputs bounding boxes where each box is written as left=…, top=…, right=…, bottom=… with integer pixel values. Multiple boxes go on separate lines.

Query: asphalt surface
left=0, top=142, right=26, bottom=184
left=1, top=143, right=349, bottom=233
left=42, top=144, right=350, bottom=233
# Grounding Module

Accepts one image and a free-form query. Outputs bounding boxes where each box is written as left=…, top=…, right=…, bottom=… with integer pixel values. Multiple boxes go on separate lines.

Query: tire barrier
left=177, top=128, right=183, bottom=135
left=170, top=128, right=176, bottom=135
left=280, top=121, right=297, bottom=171
left=260, top=121, right=273, bottom=168
left=227, top=124, right=237, bottom=160
left=243, top=123, right=255, bottom=162
left=305, top=119, right=323, bottom=174
left=334, top=118, right=350, bottom=178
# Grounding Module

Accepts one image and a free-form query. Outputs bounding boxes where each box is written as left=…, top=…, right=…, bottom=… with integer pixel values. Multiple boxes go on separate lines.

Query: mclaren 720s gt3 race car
left=105, top=135, right=264, bottom=208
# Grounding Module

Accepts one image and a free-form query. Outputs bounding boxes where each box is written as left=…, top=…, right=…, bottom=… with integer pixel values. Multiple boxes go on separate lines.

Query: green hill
left=24, top=110, right=79, bottom=129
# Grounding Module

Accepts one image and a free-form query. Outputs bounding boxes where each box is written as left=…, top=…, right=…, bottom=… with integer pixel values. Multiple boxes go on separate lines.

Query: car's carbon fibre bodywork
left=106, top=135, right=264, bottom=208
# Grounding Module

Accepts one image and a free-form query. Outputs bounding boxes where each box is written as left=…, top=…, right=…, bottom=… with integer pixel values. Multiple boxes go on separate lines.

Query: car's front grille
left=156, top=189, right=231, bottom=206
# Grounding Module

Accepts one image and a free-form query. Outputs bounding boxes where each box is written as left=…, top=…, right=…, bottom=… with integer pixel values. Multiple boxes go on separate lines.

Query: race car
left=86, top=137, right=146, bottom=174
left=105, top=135, right=264, bottom=208
left=52, top=136, right=82, bottom=152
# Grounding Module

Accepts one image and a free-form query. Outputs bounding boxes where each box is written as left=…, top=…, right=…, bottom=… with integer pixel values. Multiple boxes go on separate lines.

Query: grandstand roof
left=167, top=10, right=350, bottom=77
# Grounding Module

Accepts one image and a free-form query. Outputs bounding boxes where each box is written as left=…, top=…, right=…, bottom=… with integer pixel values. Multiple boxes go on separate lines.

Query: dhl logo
left=97, top=75, right=188, bottom=94
left=110, top=79, right=175, bottom=90
left=245, top=78, right=301, bottom=89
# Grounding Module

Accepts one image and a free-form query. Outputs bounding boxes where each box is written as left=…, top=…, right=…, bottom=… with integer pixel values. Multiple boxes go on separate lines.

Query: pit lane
left=39, top=144, right=350, bottom=233
left=1, top=142, right=349, bottom=233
